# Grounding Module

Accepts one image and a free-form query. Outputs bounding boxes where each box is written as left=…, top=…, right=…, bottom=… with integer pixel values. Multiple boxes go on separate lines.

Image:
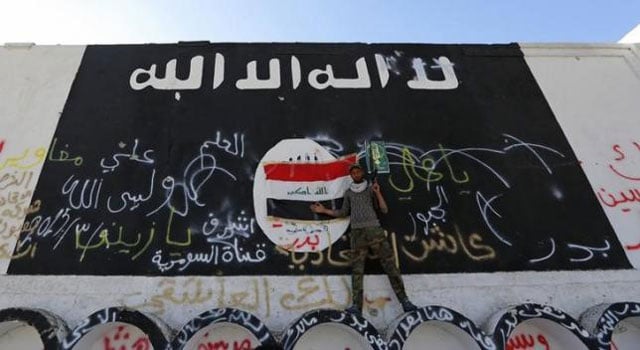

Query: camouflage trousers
left=350, top=226, right=408, bottom=311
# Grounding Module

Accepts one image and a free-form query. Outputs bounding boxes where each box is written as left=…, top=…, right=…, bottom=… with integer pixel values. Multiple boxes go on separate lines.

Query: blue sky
left=1, top=0, right=638, bottom=44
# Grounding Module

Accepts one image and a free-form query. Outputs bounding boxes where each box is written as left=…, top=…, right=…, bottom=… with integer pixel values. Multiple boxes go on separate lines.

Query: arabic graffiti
left=130, top=53, right=459, bottom=92
left=493, top=304, right=594, bottom=350
left=506, top=333, right=550, bottom=350
left=4, top=301, right=640, bottom=349
left=196, top=337, right=253, bottom=350
left=388, top=305, right=495, bottom=350
left=101, top=325, right=151, bottom=350
left=0, top=171, right=38, bottom=255
left=592, top=302, right=640, bottom=350
left=0, top=146, right=46, bottom=171
left=171, top=308, right=277, bottom=349
left=0, top=140, right=46, bottom=267
left=61, top=307, right=169, bottom=350
left=118, top=276, right=353, bottom=320
left=0, top=307, right=69, bottom=350
left=9, top=133, right=626, bottom=274
left=11, top=132, right=263, bottom=274
left=49, top=137, right=84, bottom=166
left=380, top=135, right=563, bottom=193
left=595, top=141, right=640, bottom=214
left=588, top=141, right=640, bottom=256
left=9, top=42, right=631, bottom=275
left=369, top=137, right=623, bottom=270
left=608, top=142, right=640, bottom=181
left=8, top=131, right=628, bottom=274
left=281, top=309, right=387, bottom=350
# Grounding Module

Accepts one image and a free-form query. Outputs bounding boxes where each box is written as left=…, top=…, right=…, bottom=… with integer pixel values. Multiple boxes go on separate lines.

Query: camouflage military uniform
left=333, top=181, right=412, bottom=312
left=350, top=226, right=409, bottom=311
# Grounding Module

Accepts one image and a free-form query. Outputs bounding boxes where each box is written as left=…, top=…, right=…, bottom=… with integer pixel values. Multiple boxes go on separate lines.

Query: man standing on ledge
left=310, top=163, right=418, bottom=314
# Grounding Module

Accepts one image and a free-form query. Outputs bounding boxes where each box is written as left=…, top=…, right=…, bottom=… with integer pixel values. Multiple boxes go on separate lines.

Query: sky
left=0, top=0, right=638, bottom=45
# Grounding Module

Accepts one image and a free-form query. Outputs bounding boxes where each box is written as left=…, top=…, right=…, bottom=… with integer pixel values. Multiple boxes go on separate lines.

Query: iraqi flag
left=264, top=153, right=357, bottom=221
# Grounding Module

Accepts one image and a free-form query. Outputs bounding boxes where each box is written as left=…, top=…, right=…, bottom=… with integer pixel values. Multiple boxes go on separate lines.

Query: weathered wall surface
left=522, top=44, right=640, bottom=267
left=13, top=43, right=630, bottom=276
left=0, top=43, right=640, bottom=349
left=0, top=45, right=85, bottom=272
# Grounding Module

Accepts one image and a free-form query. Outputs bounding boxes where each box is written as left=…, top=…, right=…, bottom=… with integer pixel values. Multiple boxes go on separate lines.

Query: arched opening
left=506, top=318, right=588, bottom=350
left=70, top=322, right=152, bottom=350
left=610, top=316, right=640, bottom=350
left=0, top=320, right=44, bottom=350
left=294, top=323, right=373, bottom=350
left=180, top=322, right=259, bottom=350
left=400, top=321, right=481, bottom=350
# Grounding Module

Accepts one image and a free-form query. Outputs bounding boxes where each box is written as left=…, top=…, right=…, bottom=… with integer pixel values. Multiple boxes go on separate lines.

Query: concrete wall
left=0, top=44, right=85, bottom=272
left=1, top=43, right=640, bottom=349
left=522, top=43, right=640, bottom=267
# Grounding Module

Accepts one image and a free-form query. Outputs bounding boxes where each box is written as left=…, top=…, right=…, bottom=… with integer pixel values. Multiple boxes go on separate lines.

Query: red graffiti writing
left=597, top=142, right=640, bottom=214
left=506, top=333, right=549, bottom=350
left=287, top=234, right=321, bottom=251
left=608, top=142, right=640, bottom=181
left=102, top=325, right=150, bottom=350
left=597, top=187, right=640, bottom=212
left=197, top=339, right=251, bottom=350
left=625, top=242, right=640, bottom=250
left=197, top=333, right=252, bottom=350
left=609, top=142, right=640, bottom=180
left=609, top=165, right=640, bottom=181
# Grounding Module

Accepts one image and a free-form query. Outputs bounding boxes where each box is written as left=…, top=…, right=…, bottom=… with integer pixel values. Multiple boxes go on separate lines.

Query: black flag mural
left=8, top=43, right=630, bottom=275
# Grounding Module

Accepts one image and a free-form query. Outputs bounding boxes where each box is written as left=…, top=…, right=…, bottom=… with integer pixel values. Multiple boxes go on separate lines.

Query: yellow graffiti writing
left=47, top=137, right=84, bottom=166
left=401, top=225, right=495, bottom=262
left=74, top=222, right=155, bottom=262
left=121, top=277, right=213, bottom=315
left=0, top=241, right=37, bottom=260
left=118, top=276, right=355, bottom=319
left=0, top=147, right=46, bottom=171
left=388, top=145, right=470, bottom=193
left=281, top=276, right=344, bottom=310
left=278, top=230, right=405, bottom=270
left=165, top=209, right=192, bottom=247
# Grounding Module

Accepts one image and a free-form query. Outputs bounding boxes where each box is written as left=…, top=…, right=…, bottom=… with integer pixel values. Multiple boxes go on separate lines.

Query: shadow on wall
left=0, top=303, right=639, bottom=350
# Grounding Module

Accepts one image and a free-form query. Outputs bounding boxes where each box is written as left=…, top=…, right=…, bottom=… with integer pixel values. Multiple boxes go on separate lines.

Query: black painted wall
left=8, top=43, right=629, bottom=275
